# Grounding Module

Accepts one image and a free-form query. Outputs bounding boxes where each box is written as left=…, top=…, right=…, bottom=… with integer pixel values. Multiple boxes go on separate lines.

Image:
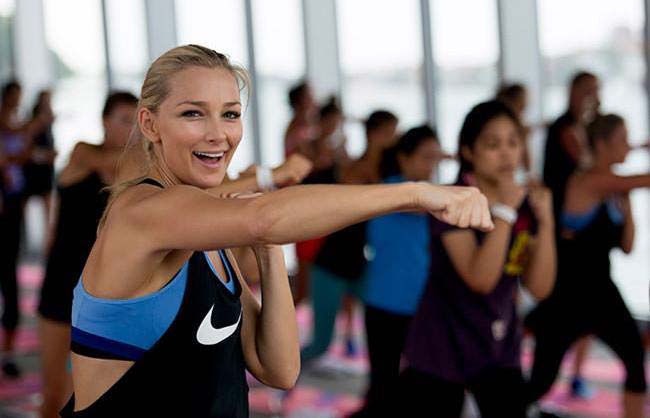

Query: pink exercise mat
left=249, top=385, right=362, bottom=417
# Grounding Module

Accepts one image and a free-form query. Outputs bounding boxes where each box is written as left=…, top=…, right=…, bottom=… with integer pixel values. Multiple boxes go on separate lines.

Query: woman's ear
left=138, top=107, right=160, bottom=144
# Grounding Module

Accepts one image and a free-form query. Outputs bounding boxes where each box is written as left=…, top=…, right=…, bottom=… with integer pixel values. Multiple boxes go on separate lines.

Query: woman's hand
left=273, top=154, right=313, bottom=187
left=415, top=183, right=494, bottom=231
left=528, top=186, right=554, bottom=227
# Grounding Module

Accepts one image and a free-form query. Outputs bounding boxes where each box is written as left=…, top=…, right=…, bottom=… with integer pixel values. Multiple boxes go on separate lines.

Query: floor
left=0, top=264, right=647, bottom=418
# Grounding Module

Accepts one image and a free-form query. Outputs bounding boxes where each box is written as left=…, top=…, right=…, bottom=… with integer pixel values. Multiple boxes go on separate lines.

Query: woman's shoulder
left=109, top=178, right=166, bottom=210
left=106, top=180, right=204, bottom=228
left=567, top=169, right=611, bottom=193
left=565, top=169, right=590, bottom=189
left=57, top=142, right=102, bottom=185
left=68, top=141, right=101, bottom=164
left=72, top=140, right=100, bottom=152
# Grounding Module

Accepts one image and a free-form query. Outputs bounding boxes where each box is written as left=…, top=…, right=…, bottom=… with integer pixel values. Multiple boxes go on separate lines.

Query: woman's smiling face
left=142, top=66, right=243, bottom=188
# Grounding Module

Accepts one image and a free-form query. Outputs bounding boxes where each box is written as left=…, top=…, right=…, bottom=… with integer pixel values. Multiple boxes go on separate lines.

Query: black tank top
left=45, top=172, right=108, bottom=278
left=61, top=179, right=249, bottom=418
left=314, top=222, right=367, bottom=280
left=305, top=167, right=368, bottom=280
left=556, top=202, right=623, bottom=294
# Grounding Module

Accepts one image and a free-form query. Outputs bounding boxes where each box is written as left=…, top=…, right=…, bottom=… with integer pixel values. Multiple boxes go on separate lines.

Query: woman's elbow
left=530, top=283, right=553, bottom=301
left=528, top=274, right=555, bottom=301
left=621, top=241, right=633, bottom=254
left=246, top=206, right=275, bottom=246
left=265, top=365, right=300, bottom=390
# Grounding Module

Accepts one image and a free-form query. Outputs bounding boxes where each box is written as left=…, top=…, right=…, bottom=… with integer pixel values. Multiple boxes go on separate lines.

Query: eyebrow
left=176, top=100, right=241, bottom=107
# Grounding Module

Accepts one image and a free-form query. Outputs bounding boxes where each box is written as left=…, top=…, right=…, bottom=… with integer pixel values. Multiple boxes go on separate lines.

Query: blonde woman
left=61, top=45, right=492, bottom=417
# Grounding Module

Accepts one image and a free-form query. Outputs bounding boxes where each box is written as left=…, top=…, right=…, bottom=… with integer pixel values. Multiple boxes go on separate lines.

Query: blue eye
left=224, top=111, right=241, bottom=120
left=182, top=110, right=202, bottom=118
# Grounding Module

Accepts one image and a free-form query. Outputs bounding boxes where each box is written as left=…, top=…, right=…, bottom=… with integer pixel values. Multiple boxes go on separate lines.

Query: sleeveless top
left=61, top=178, right=248, bottom=417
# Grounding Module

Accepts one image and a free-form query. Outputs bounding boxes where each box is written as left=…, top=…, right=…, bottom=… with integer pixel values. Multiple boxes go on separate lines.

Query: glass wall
left=337, top=0, right=426, bottom=157
left=0, top=0, right=14, bottom=85
left=252, top=0, right=305, bottom=167
left=44, top=0, right=108, bottom=169
left=105, top=0, right=148, bottom=92
left=431, top=0, right=500, bottom=183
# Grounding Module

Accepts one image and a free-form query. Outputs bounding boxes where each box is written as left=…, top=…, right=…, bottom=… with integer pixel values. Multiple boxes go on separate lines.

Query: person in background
left=543, top=71, right=599, bottom=228
left=293, top=97, right=348, bottom=306
left=400, top=100, right=556, bottom=418
left=525, top=114, right=647, bottom=418
left=306, top=96, right=349, bottom=169
left=349, top=125, right=444, bottom=418
left=496, top=83, right=531, bottom=170
left=542, top=71, right=601, bottom=397
left=0, top=80, right=52, bottom=378
left=300, top=110, right=399, bottom=364
left=285, top=81, right=318, bottom=158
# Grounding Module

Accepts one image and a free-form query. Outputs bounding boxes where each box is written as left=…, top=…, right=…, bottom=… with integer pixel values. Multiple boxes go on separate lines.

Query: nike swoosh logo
left=196, top=305, right=242, bottom=346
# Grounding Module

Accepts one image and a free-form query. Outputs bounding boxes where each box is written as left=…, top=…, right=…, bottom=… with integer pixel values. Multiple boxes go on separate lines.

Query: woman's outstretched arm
left=119, top=182, right=493, bottom=254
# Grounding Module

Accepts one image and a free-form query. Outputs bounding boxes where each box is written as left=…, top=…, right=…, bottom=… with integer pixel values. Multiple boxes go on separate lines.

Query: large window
left=539, top=0, right=649, bottom=316
left=431, top=0, right=500, bottom=183
left=44, top=0, right=107, bottom=169
left=252, top=0, right=305, bottom=167
left=0, top=0, right=14, bottom=84
left=337, top=0, right=426, bottom=157
left=176, top=0, right=253, bottom=176
left=104, top=0, right=148, bottom=92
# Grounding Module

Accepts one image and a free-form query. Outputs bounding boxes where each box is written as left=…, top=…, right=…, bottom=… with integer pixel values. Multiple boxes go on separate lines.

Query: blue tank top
left=363, top=175, right=431, bottom=315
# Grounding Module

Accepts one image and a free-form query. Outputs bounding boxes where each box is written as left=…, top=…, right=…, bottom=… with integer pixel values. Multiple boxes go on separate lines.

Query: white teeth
left=194, top=151, right=225, bottom=158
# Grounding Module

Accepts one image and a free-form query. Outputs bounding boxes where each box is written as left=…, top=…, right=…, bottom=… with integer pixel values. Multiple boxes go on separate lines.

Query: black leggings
left=361, top=305, right=412, bottom=416
left=398, top=367, right=527, bottom=418
left=0, top=194, right=22, bottom=331
left=525, top=282, right=647, bottom=402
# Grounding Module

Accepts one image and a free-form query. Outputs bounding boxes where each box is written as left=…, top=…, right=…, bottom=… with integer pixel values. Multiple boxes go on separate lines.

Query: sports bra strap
left=137, top=178, right=164, bottom=188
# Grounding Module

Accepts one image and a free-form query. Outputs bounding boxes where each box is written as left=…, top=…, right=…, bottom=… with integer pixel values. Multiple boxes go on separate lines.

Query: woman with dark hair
left=496, top=83, right=527, bottom=120
left=525, top=114, right=648, bottom=418
left=400, top=100, right=556, bottom=417
left=284, top=81, right=318, bottom=157
left=544, top=71, right=599, bottom=229
left=348, top=125, right=443, bottom=418
left=496, top=83, right=532, bottom=170
left=304, top=96, right=349, bottom=170
left=541, top=71, right=601, bottom=399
